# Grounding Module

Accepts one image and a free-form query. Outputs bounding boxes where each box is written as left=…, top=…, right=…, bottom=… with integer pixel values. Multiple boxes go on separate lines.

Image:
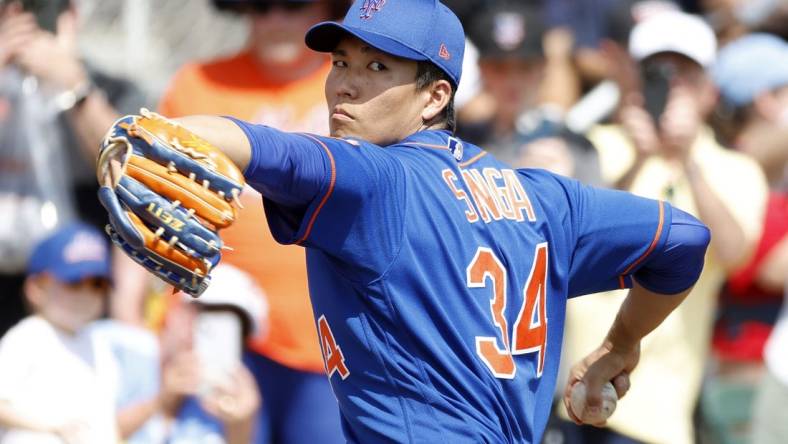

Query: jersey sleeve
left=631, top=206, right=710, bottom=294
left=536, top=172, right=708, bottom=297
left=564, top=181, right=670, bottom=296
left=521, top=170, right=708, bottom=297
left=230, top=118, right=406, bottom=282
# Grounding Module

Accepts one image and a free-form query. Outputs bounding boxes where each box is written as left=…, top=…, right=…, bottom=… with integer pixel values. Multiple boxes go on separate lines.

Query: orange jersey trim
left=403, top=142, right=449, bottom=150
left=618, top=200, right=666, bottom=288
left=297, top=134, right=336, bottom=245
left=459, top=151, right=488, bottom=168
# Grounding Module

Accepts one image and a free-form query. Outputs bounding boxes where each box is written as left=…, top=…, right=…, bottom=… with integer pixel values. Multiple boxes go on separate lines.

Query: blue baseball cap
left=27, top=223, right=111, bottom=283
left=305, top=0, right=465, bottom=86
left=712, top=33, right=788, bottom=106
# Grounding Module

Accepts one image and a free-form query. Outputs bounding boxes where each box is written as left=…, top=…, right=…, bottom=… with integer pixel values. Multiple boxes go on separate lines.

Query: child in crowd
left=0, top=223, right=119, bottom=443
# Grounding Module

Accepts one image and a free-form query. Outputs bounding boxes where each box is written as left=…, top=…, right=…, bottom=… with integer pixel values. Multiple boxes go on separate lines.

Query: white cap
left=629, top=10, right=717, bottom=67
left=186, top=264, right=268, bottom=336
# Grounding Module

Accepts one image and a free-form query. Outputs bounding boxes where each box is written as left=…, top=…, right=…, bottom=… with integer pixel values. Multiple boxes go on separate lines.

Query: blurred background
left=0, top=0, right=785, bottom=443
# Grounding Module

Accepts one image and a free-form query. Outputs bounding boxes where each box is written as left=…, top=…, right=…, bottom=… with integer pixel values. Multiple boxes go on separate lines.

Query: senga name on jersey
left=441, top=168, right=536, bottom=224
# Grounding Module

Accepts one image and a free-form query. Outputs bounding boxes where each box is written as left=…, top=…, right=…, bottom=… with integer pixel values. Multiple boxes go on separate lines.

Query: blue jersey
left=236, top=121, right=704, bottom=443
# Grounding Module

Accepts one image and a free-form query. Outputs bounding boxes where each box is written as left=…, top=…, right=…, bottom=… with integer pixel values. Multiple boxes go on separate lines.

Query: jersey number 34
left=467, top=243, right=548, bottom=379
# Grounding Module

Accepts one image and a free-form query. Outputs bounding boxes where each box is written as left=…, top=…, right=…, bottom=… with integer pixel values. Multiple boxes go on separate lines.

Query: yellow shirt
left=559, top=125, right=768, bottom=444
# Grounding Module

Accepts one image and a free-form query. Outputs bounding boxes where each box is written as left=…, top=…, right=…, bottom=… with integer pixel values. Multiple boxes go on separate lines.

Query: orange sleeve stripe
left=459, top=151, right=488, bottom=167
left=296, top=135, right=336, bottom=245
left=618, top=200, right=665, bottom=289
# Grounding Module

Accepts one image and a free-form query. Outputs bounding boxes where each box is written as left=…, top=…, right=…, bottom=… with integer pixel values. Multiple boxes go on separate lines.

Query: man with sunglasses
left=103, top=0, right=711, bottom=441
left=158, top=1, right=348, bottom=443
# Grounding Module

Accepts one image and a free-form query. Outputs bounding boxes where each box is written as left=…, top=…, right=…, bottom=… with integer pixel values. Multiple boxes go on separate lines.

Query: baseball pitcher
left=96, top=0, right=710, bottom=442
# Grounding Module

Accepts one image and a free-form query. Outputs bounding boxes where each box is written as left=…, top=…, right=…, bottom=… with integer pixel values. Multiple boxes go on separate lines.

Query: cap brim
left=52, top=261, right=111, bottom=284
left=305, top=21, right=429, bottom=62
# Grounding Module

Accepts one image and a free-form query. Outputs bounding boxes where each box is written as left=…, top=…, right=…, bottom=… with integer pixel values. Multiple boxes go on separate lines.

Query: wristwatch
left=56, top=80, right=95, bottom=111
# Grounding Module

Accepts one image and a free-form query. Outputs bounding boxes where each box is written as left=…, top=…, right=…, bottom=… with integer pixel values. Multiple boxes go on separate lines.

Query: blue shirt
left=233, top=121, right=708, bottom=443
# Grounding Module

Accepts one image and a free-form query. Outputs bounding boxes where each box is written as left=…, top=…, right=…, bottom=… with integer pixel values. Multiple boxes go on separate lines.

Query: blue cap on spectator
left=712, top=33, right=788, bottom=106
left=27, top=223, right=111, bottom=283
left=304, top=0, right=465, bottom=86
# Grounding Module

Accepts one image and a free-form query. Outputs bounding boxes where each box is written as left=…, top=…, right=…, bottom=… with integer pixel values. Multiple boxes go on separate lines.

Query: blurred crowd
left=0, top=0, right=785, bottom=443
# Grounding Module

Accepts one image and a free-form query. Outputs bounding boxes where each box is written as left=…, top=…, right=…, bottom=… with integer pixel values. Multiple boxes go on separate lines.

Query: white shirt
left=0, top=316, right=119, bottom=444
left=765, top=292, right=788, bottom=386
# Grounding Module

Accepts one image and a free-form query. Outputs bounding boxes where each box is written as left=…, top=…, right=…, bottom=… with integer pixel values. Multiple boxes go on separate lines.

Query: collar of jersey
left=399, top=129, right=451, bottom=145
left=397, top=129, right=455, bottom=151
left=397, top=129, right=477, bottom=162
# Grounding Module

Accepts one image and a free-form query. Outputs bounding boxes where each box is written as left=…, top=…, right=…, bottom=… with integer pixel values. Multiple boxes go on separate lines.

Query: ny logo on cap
left=360, top=0, right=386, bottom=19
left=64, top=233, right=106, bottom=264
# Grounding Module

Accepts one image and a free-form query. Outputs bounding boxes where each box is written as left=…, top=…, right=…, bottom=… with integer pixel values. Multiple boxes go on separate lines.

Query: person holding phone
left=0, top=0, right=147, bottom=338
left=556, top=11, right=769, bottom=444
left=111, top=264, right=265, bottom=444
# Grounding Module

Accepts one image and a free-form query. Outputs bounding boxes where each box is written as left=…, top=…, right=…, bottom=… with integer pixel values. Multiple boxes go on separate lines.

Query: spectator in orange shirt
left=157, top=1, right=346, bottom=443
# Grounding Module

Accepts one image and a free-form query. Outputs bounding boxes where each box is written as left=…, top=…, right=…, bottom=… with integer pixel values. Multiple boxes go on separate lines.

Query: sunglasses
left=218, top=1, right=315, bottom=15
left=64, top=277, right=111, bottom=293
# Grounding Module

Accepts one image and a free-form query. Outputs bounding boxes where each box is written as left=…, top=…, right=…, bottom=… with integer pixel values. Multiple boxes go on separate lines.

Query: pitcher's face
left=325, top=37, right=429, bottom=145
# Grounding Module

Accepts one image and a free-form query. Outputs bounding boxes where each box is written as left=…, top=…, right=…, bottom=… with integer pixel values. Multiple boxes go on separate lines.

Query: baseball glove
left=96, top=109, right=245, bottom=296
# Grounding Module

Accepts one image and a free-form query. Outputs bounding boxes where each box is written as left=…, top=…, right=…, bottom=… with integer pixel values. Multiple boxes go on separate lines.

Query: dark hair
left=415, top=61, right=456, bottom=133
left=3, top=0, right=70, bottom=32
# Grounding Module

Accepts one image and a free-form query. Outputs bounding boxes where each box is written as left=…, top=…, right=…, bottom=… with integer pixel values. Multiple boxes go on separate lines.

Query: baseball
left=569, top=381, right=618, bottom=424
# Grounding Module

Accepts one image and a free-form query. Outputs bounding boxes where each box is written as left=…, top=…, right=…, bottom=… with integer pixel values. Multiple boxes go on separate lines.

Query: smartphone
left=641, top=61, right=674, bottom=127
left=193, top=310, right=242, bottom=395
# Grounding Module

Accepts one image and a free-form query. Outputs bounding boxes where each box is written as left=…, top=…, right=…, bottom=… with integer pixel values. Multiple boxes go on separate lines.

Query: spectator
left=700, top=0, right=788, bottom=44
left=461, top=1, right=601, bottom=184
left=712, top=33, right=788, bottom=188
left=544, top=0, right=630, bottom=85
left=543, top=0, right=680, bottom=89
left=156, top=1, right=346, bottom=442
left=0, top=0, right=147, bottom=226
left=0, top=0, right=148, bottom=336
left=753, top=289, right=788, bottom=443
left=578, top=1, right=681, bottom=131
left=108, top=264, right=264, bottom=444
left=0, top=222, right=119, bottom=443
left=460, top=1, right=549, bottom=154
left=709, top=33, right=788, bottom=444
left=710, top=33, right=788, bottom=360
left=557, top=11, right=768, bottom=444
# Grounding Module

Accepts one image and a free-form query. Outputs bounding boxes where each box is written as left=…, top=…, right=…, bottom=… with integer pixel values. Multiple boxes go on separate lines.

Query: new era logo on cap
left=439, top=43, right=451, bottom=60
